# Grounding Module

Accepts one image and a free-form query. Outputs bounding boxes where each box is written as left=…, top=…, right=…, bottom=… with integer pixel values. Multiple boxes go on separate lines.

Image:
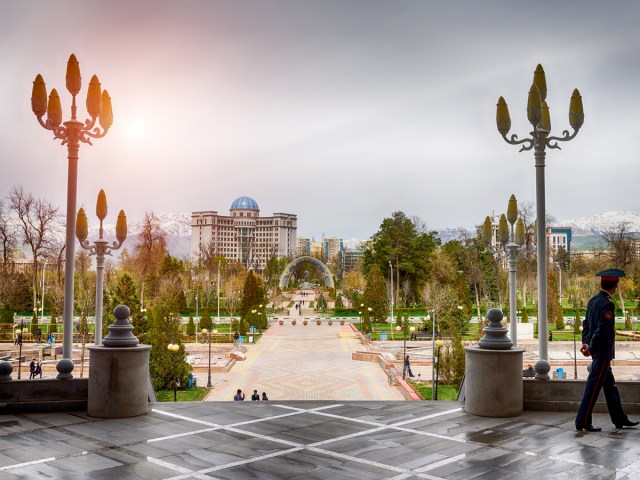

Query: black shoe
left=576, top=425, right=602, bottom=432
left=615, top=419, right=639, bottom=429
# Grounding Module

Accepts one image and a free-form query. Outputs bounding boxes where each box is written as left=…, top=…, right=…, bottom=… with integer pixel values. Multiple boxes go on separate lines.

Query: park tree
left=148, top=278, right=191, bottom=391
left=547, top=272, right=564, bottom=331
left=240, top=271, right=264, bottom=319
left=9, top=185, right=59, bottom=313
left=364, top=211, right=439, bottom=306
left=0, top=199, right=17, bottom=310
left=107, top=273, right=141, bottom=337
left=362, top=264, right=386, bottom=322
left=130, top=212, right=167, bottom=309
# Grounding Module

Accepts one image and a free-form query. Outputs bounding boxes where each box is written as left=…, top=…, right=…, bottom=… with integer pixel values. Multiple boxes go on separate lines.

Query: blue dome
left=230, top=196, right=259, bottom=210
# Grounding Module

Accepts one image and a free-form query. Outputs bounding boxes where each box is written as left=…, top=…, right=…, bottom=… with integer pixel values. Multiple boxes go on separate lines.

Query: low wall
left=524, top=379, right=640, bottom=413
left=0, top=378, right=89, bottom=414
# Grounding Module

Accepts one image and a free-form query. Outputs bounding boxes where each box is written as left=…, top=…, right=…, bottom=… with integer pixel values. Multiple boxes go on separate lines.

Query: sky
left=1, top=1, right=640, bottom=241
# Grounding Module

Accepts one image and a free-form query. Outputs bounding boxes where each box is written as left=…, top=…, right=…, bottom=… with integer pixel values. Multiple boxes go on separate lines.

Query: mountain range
left=13, top=210, right=640, bottom=260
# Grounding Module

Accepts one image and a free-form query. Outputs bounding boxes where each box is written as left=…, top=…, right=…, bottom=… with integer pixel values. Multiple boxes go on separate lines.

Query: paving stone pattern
left=1, top=401, right=640, bottom=479
left=205, top=322, right=404, bottom=401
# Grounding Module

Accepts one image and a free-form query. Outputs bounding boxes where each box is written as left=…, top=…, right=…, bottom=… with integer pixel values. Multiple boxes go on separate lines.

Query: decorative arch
left=279, top=256, right=335, bottom=289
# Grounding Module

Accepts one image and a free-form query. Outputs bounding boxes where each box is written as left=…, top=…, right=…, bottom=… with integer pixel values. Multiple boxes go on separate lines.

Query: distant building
left=191, top=196, right=296, bottom=272
left=323, top=237, right=343, bottom=263
left=339, top=248, right=363, bottom=274
left=296, top=237, right=310, bottom=257
left=547, top=227, right=572, bottom=262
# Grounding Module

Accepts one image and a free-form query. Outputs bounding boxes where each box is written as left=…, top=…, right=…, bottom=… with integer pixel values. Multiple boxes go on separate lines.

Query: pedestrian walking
left=251, top=390, right=260, bottom=401
left=29, top=359, right=36, bottom=379
left=233, top=331, right=239, bottom=346
left=403, top=355, right=415, bottom=378
left=261, top=392, right=269, bottom=401
left=36, top=328, right=42, bottom=344
left=575, top=269, right=639, bottom=432
left=233, top=389, right=245, bottom=401
left=35, top=361, right=42, bottom=379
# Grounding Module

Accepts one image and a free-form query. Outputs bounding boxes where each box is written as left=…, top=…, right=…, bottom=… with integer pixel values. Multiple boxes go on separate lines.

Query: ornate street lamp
left=76, top=190, right=126, bottom=345
left=396, top=321, right=415, bottom=380
left=427, top=311, right=437, bottom=400
left=202, top=328, right=216, bottom=388
left=31, top=54, right=113, bottom=378
left=434, top=339, right=445, bottom=400
left=481, top=195, right=525, bottom=345
left=16, top=319, right=25, bottom=379
left=496, top=64, right=583, bottom=373
left=167, top=342, right=180, bottom=401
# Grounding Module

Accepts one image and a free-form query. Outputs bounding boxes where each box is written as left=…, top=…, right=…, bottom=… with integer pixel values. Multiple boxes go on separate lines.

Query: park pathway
left=204, top=322, right=404, bottom=401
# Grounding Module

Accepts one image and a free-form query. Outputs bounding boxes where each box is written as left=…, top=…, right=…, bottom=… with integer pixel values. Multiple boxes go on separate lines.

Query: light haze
left=1, top=1, right=639, bottom=241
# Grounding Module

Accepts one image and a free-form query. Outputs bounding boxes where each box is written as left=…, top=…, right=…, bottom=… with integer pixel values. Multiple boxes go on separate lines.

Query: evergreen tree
left=200, top=308, right=213, bottom=330
left=362, top=308, right=371, bottom=334
left=9, top=273, right=31, bottom=313
left=147, top=278, right=191, bottom=391
left=521, top=308, right=529, bottom=324
left=625, top=311, right=632, bottom=331
left=363, top=264, right=386, bottom=321
left=108, top=273, right=140, bottom=335
left=240, top=271, right=264, bottom=322
left=30, top=311, right=38, bottom=335
left=0, top=304, right=12, bottom=324
left=335, top=294, right=343, bottom=308
left=186, top=316, right=195, bottom=335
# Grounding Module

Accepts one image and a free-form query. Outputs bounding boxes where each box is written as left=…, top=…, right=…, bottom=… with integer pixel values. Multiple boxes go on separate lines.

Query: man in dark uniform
left=575, top=269, right=638, bottom=432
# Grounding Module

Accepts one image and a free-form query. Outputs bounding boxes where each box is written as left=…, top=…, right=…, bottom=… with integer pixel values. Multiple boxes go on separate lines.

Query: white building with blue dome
left=191, top=196, right=297, bottom=272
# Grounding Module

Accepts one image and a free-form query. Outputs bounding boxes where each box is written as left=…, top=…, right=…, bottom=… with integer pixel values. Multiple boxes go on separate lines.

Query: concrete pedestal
left=87, top=344, right=151, bottom=418
left=464, top=346, right=525, bottom=417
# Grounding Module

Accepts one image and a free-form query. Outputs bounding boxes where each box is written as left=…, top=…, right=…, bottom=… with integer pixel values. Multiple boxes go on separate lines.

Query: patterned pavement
left=204, top=322, right=404, bottom=402
left=3, top=401, right=640, bottom=479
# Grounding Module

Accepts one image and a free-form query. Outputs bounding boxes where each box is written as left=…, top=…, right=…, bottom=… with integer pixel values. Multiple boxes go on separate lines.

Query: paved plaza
left=204, top=322, right=404, bottom=401
left=2, top=400, right=640, bottom=479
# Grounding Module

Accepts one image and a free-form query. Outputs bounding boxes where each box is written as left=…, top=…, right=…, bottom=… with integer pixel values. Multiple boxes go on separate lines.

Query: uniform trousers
left=575, top=352, right=626, bottom=428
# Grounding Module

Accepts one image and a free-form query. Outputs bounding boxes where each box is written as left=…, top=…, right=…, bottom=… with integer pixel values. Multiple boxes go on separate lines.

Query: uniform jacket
left=582, top=290, right=616, bottom=359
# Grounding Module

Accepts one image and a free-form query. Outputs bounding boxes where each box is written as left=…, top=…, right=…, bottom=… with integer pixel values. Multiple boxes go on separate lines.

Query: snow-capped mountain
left=89, top=212, right=192, bottom=258
left=560, top=211, right=640, bottom=236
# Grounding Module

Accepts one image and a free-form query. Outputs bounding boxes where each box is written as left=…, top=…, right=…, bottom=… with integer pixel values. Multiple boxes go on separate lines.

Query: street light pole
left=76, top=190, right=126, bottom=345
left=389, top=261, right=394, bottom=334
left=40, top=259, right=47, bottom=325
left=555, top=262, right=562, bottom=306
left=428, top=311, right=437, bottom=400
left=482, top=200, right=525, bottom=347
left=31, top=54, right=113, bottom=376
left=496, top=64, right=583, bottom=373
left=195, top=295, right=199, bottom=343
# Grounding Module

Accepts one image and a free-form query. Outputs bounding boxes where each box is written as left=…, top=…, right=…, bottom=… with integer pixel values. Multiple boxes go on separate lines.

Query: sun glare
left=120, top=115, right=148, bottom=140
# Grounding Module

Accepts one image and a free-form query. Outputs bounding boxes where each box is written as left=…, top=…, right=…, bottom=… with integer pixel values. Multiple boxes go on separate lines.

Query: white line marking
left=308, top=426, right=389, bottom=446
left=147, top=456, right=194, bottom=474
left=307, top=446, right=408, bottom=474
left=148, top=427, right=221, bottom=443
left=0, top=457, right=57, bottom=471
left=415, top=453, right=466, bottom=472
left=151, top=408, right=221, bottom=427
left=391, top=408, right=463, bottom=427
left=222, top=426, right=303, bottom=447
left=163, top=447, right=304, bottom=480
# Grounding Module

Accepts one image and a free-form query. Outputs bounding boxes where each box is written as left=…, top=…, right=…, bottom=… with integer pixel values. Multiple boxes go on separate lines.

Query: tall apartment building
left=324, top=237, right=343, bottom=263
left=191, top=196, right=297, bottom=272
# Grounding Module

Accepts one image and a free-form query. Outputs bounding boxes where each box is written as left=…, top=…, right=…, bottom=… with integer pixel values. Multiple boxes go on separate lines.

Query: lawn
left=156, top=387, right=210, bottom=402
left=409, top=381, right=458, bottom=401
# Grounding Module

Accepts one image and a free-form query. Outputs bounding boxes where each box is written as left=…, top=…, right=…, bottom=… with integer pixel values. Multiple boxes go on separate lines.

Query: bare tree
left=9, top=186, right=59, bottom=313
left=602, top=222, right=635, bottom=269
left=132, top=212, right=167, bottom=308
left=0, top=199, right=17, bottom=307
left=601, top=222, right=636, bottom=317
